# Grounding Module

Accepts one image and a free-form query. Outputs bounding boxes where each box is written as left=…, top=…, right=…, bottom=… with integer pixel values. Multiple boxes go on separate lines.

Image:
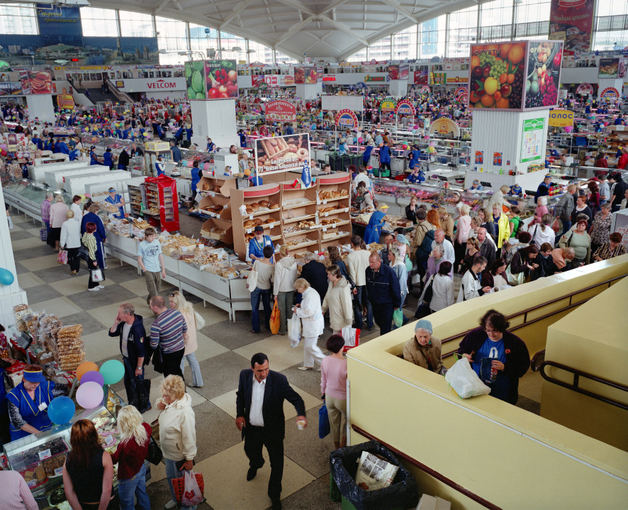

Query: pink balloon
left=76, top=381, right=104, bottom=410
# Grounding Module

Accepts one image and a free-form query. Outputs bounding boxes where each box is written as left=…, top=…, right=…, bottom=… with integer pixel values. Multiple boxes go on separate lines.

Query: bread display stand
left=317, top=173, right=352, bottom=250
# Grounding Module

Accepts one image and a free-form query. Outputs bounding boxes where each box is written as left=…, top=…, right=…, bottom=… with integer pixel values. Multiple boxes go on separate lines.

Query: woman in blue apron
left=104, top=187, right=125, bottom=219
left=6, top=366, right=57, bottom=440
left=363, top=204, right=389, bottom=245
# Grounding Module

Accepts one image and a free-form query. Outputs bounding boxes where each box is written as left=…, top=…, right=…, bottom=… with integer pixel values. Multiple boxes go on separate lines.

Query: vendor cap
left=108, top=187, right=116, bottom=192
left=379, top=204, right=389, bottom=210
left=23, top=367, right=46, bottom=384
left=415, top=319, right=433, bottom=334
left=254, top=226, right=264, bottom=232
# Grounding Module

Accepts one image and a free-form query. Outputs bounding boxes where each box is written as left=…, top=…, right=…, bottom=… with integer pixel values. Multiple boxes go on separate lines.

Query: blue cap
left=415, top=319, right=433, bottom=334
left=23, top=368, right=46, bottom=384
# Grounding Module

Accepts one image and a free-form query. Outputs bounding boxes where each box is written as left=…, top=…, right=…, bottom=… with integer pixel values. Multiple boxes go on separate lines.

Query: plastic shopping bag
left=181, top=471, right=204, bottom=506
left=341, top=326, right=359, bottom=348
left=318, top=404, right=330, bottom=439
left=288, top=317, right=301, bottom=348
left=445, top=357, right=491, bottom=399
left=270, top=298, right=280, bottom=335
left=91, top=269, right=104, bottom=282
left=393, top=308, right=404, bottom=328
left=57, top=250, right=68, bottom=265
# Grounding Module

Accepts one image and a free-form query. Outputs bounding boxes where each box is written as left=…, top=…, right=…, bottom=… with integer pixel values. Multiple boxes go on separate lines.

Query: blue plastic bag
left=318, top=404, right=330, bottom=439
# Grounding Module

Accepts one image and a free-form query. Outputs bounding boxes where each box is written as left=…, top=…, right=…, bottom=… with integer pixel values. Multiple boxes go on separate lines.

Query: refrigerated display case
left=144, top=174, right=180, bottom=232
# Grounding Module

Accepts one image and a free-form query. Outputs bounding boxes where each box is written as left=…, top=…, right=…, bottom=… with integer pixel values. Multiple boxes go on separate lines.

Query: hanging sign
left=549, top=0, right=595, bottom=56
left=380, top=97, right=397, bottom=112
left=575, top=83, right=593, bottom=96
left=395, top=99, right=416, bottom=116
left=265, top=100, right=296, bottom=122
left=428, top=117, right=460, bottom=138
left=599, top=87, right=620, bottom=101
left=454, top=87, right=467, bottom=101
left=419, top=85, right=430, bottom=94
left=334, top=109, right=359, bottom=130
left=548, top=109, right=574, bottom=127
left=255, top=133, right=310, bottom=175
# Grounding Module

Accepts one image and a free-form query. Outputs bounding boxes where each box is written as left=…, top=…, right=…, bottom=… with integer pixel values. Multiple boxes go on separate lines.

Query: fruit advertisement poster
left=469, top=42, right=526, bottom=110
left=205, top=60, right=238, bottom=99
left=549, top=0, right=594, bottom=56
left=185, top=61, right=206, bottom=100
left=255, top=133, right=311, bottom=175
left=524, top=41, right=563, bottom=109
left=520, top=117, right=546, bottom=163
left=294, top=66, right=318, bottom=84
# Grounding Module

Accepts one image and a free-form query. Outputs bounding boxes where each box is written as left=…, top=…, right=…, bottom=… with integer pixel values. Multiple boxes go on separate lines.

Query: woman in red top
left=111, top=406, right=152, bottom=510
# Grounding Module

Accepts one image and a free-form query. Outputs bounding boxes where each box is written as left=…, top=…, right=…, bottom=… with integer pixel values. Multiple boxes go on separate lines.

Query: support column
left=295, top=83, right=321, bottom=100
left=190, top=98, right=239, bottom=149
left=26, top=94, right=55, bottom=124
left=467, top=109, right=550, bottom=192
left=388, top=79, right=407, bottom=98
left=0, top=182, right=28, bottom=328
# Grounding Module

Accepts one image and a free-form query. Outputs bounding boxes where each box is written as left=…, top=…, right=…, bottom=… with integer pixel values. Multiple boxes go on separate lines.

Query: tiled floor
left=8, top=211, right=392, bottom=510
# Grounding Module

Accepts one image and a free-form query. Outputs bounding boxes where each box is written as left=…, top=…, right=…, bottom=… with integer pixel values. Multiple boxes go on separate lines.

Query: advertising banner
left=251, top=75, right=264, bottom=88
left=430, top=72, right=446, bottom=85
left=414, top=66, right=428, bottom=85
left=266, top=100, right=296, bottom=122
left=549, top=0, right=594, bottom=56
left=255, top=133, right=310, bottom=175
left=399, top=64, right=409, bottom=80
left=520, top=117, right=546, bottom=163
left=576, top=83, right=594, bottom=96
left=263, top=75, right=295, bottom=87
left=395, top=99, right=416, bottom=117
left=185, top=61, right=206, bottom=100
left=205, top=59, right=238, bottom=99
left=56, top=87, right=75, bottom=110
left=19, top=70, right=53, bottom=95
left=469, top=41, right=526, bottom=110
left=0, top=82, right=22, bottom=96
left=334, top=109, right=359, bottom=130
left=549, top=109, right=574, bottom=127
left=380, top=97, right=397, bottom=112
left=599, top=87, right=620, bottom=101
left=364, top=75, right=385, bottom=83
left=36, top=3, right=82, bottom=41
left=598, top=58, right=620, bottom=78
left=118, top=78, right=186, bottom=93
left=429, top=117, right=460, bottom=138
left=387, top=65, right=400, bottom=80
left=294, top=66, right=318, bottom=84
left=524, top=40, right=563, bottom=109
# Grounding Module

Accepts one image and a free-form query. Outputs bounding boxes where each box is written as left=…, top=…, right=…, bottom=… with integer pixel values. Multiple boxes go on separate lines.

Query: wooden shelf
left=282, top=213, right=316, bottom=225
left=283, top=200, right=317, bottom=210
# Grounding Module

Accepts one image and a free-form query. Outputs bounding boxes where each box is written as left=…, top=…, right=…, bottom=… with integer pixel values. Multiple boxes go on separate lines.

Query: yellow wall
left=541, top=277, right=628, bottom=451
left=347, top=256, right=628, bottom=509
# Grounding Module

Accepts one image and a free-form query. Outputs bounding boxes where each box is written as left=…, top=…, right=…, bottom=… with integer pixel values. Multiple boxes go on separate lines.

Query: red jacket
left=618, top=152, right=628, bottom=170
left=111, top=422, right=151, bottom=480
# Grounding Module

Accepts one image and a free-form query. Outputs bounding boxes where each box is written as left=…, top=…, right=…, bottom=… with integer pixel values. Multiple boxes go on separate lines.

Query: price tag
left=54, top=467, right=64, bottom=477
left=208, top=191, right=215, bottom=197
left=249, top=215, right=254, bottom=220
left=322, top=227, right=327, bottom=232
left=38, top=448, right=51, bottom=461
left=246, top=229, right=252, bottom=234
left=322, top=200, right=327, bottom=204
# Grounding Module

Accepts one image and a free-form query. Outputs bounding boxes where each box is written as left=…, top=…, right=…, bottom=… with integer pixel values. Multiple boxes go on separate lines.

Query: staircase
left=84, top=87, right=119, bottom=104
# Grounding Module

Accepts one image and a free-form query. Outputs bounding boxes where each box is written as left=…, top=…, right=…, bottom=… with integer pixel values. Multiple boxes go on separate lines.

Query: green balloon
left=99, top=359, right=125, bottom=385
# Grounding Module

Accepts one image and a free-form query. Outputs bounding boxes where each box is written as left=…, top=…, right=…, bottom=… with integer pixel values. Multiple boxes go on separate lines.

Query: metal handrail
left=350, top=424, right=502, bottom=510
left=439, top=274, right=624, bottom=354
left=539, top=361, right=628, bottom=410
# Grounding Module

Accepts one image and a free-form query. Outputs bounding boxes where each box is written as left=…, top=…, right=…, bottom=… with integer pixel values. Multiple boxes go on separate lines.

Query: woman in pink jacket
left=48, top=194, right=68, bottom=250
left=320, top=335, right=347, bottom=450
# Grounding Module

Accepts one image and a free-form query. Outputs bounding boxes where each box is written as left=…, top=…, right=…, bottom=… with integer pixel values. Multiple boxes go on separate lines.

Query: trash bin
left=330, top=440, right=419, bottom=510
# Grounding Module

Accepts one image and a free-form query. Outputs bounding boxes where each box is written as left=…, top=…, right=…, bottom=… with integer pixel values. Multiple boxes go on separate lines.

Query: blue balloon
left=0, top=268, right=14, bottom=286
left=48, top=396, right=75, bottom=425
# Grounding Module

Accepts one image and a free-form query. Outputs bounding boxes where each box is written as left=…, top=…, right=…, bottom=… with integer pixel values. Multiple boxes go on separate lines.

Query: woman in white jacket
left=457, top=255, right=491, bottom=303
left=60, top=210, right=81, bottom=275
left=169, top=291, right=203, bottom=388
left=157, top=375, right=197, bottom=510
left=529, top=214, right=555, bottom=248
left=429, top=261, right=454, bottom=312
left=273, top=246, right=297, bottom=335
left=321, top=265, right=353, bottom=334
left=293, top=278, right=325, bottom=371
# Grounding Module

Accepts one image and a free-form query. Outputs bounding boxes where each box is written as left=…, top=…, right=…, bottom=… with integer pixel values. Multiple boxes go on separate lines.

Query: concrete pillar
left=26, top=94, right=55, bottom=124
left=190, top=98, right=239, bottom=150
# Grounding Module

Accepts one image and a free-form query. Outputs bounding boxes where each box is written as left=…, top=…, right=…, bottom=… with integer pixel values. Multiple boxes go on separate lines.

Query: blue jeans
left=118, top=462, right=151, bottom=510
left=251, top=288, right=271, bottom=333
left=180, top=352, right=204, bottom=387
left=165, top=458, right=197, bottom=510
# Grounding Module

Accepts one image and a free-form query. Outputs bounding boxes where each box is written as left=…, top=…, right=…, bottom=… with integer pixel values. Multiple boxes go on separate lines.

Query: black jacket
left=107, top=315, right=147, bottom=368
left=118, top=149, right=130, bottom=168
left=457, top=327, right=530, bottom=397
left=300, top=260, right=328, bottom=303
left=366, top=263, right=401, bottom=308
left=236, top=369, right=305, bottom=439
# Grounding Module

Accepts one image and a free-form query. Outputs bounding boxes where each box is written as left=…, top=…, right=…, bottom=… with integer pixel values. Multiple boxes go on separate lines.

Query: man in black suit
left=236, top=353, right=307, bottom=510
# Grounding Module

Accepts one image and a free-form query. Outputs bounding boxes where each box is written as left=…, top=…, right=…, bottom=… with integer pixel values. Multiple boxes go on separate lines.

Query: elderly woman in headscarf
left=402, top=320, right=444, bottom=374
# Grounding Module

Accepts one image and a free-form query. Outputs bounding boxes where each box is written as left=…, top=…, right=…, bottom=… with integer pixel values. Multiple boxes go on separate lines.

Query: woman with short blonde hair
left=169, top=291, right=203, bottom=388
left=112, top=406, right=152, bottom=510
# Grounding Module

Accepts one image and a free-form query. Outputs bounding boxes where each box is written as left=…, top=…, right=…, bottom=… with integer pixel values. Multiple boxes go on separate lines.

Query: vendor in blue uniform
left=6, top=365, right=65, bottom=440
left=509, top=184, right=523, bottom=196
left=89, top=146, right=99, bottom=165
left=406, top=166, right=425, bottom=184
left=408, top=145, right=422, bottom=171
left=535, top=174, right=552, bottom=203
left=468, top=179, right=483, bottom=191
left=207, top=137, right=216, bottom=152
left=363, top=204, right=389, bottom=245
left=103, top=147, right=114, bottom=169
left=248, top=225, right=273, bottom=262
left=191, top=160, right=201, bottom=199
left=154, top=155, right=165, bottom=176
left=105, top=187, right=125, bottom=218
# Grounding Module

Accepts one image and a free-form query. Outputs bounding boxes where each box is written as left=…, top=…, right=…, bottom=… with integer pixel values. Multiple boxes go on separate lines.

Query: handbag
left=40, top=227, right=48, bottom=241
left=505, top=264, right=525, bottom=286
left=146, top=436, right=163, bottom=465
left=247, top=268, right=258, bottom=293
left=172, top=471, right=204, bottom=505
left=422, top=275, right=434, bottom=304
left=90, top=268, right=104, bottom=282
left=318, top=404, right=330, bottom=439
left=194, top=311, right=206, bottom=331
left=57, top=250, right=68, bottom=265
left=78, top=244, right=89, bottom=261
left=151, top=347, right=164, bottom=374
left=269, top=298, right=280, bottom=335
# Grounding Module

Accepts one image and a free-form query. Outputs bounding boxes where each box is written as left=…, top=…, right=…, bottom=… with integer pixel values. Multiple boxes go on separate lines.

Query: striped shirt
left=150, top=309, right=187, bottom=353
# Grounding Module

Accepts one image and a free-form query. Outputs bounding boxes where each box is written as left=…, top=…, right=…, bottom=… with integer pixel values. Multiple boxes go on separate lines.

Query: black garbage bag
left=330, top=440, right=419, bottom=510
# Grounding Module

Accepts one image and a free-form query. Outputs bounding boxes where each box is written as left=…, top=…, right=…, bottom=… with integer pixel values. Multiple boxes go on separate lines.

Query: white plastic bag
left=91, top=269, right=104, bottom=282
left=247, top=269, right=258, bottom=293
left=194, top=311, right=206, bottom=330
left=288, top=317, right=301, bottom=347
left=445, top=357, right=491, bottom=399
left=341, top=326, right=357, bottom=347
left=181, top=470, right=204, bottom=506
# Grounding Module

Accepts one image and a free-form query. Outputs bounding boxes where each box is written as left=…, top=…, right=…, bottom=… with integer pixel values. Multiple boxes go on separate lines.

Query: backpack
left=416, top=229, right=435, bottom=260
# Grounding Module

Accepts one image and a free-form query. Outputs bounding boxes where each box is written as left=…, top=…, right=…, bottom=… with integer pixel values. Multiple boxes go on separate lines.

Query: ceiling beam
left=380, top=0, right=419, bottom=23
left=154, top=0, right=172, bottom=14
left=220, top=0, right=257, bottom=29
left=319, top=15, right=368, bottom=46
left=273, top=0, right=316, bottom=17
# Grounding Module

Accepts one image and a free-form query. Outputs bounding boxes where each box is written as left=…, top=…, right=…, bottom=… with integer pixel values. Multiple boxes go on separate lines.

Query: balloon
left=80, top=370, right=104, bottom=386
left=0, top=268, right=15, bottom=286
left=76, top=361, right=98, bottom=382
left=76, top=381, right=104, bottom=409
left=99, top=359, right=124, bottom=385
left=48, top=396, right=75, bottom=425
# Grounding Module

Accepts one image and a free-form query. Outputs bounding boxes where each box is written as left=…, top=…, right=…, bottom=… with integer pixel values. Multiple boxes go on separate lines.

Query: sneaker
left=164, top=500, right=177, bottom=509
left=98, top=284, right=104, bottom=289
left=297, top=366, right=313, bottom=371
left=88, top=287, right=100, bottom=292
